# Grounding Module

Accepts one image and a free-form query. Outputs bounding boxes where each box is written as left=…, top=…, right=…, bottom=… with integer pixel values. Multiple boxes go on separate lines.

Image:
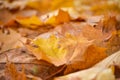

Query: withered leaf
left=0, top=28, right=26, bottom=53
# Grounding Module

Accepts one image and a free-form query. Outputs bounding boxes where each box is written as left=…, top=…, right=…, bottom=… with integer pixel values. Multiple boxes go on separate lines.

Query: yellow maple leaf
left=27, top=33, right=92, bottom=66
left=32, top=35, right=67, bottom=66
left=16, top=16, right=43, bottom=29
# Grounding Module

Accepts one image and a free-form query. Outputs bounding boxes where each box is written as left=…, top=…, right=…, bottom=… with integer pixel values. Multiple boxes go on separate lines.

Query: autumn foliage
left=0, top=0, right=120, bottom=80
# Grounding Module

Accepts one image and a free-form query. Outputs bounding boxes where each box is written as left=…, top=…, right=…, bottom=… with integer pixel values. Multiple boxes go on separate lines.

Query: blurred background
left=0, top=0, right=120, bottom=23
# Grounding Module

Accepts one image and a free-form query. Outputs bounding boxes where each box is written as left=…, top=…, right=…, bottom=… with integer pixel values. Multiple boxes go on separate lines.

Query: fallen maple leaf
left=32, top=34, right=67, bottom=66
left=16, top=16, right=43, bottom=29
left=27, top=33, right=92, bottom=66
left=96, top=15, right=120, bottom=54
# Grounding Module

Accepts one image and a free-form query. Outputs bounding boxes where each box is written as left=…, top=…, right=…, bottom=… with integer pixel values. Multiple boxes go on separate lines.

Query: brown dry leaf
left=0, top=10, right=14, bottom=24
left=5, top=61, right=27, bottom=80
left=82, top=15, right=119, bottom=54
left=0, top=28, right=26, bottom=53
left=114, top=65, right=120, bottom=79
left=4, top=19, right=18, bottom=28
left=64, top=45, right=107, bottom=74
left=16, top=16, right=43, bottom=29
left=105, top=33, right=120, bottom=54
left=81, top=25, right=103, bottom=45
left=97, top=15, right=119, bottom=54
left=0, top=47, right=35, bottom=63
left=96, top=15, right=117, bottom=37
left=82, top=15, right=117, bottom=45
left=0, top=47, right=61, bottom=80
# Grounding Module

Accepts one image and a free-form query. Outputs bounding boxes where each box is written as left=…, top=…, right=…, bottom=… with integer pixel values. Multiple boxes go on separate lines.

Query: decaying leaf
left=5, top=58, right=27, bottom=80
left=0, top=47, right=62, bottom=80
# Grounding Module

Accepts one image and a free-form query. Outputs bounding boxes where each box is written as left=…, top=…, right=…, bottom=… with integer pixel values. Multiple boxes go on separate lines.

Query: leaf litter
left=0, top=0, right=120, bottom=80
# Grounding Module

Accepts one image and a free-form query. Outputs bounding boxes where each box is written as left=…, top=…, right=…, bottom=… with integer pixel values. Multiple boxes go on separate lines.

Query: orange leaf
left=0, top=21, right=3, bottom=25
left=5, top=61, right=27, bottom=80
left=64, top=45, right=107, bottom=74
left=56, top=9, right=71, bottom=24
left=45, top=9, right=71, bottom=26
left=81, top=25, right=103, bottom=45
